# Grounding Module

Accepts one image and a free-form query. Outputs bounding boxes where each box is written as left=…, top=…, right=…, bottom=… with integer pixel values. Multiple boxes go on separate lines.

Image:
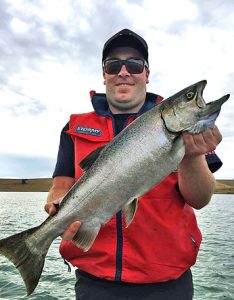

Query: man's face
left=103, top=47, right=150, bottom=114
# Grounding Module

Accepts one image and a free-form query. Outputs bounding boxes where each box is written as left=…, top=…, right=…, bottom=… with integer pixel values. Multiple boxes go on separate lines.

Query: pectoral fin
left=72, top=223, right=101, bottom=252
left=123, top=198, right=139, bottom=228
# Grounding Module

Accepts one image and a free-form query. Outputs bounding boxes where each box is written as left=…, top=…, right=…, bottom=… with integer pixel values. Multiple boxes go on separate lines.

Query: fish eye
left=186, top=91, right=195, bottom=100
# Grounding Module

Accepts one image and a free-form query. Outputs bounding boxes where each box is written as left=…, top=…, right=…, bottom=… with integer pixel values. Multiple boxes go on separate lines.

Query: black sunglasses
left=103, top=58, right=148, bottom=75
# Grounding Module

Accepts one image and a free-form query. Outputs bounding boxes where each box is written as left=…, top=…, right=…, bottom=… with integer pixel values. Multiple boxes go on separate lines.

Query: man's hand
left=178, top=127, right=222, bottom=209
left=182, top=126, right=222, bottom=158
left=44, top=199, right=81, bottom=240
left=45, top=176, right=80, bottom=240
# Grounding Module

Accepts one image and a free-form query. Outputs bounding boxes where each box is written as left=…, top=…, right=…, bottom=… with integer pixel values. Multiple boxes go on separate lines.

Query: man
left=45, top=29, right=222, bottom=299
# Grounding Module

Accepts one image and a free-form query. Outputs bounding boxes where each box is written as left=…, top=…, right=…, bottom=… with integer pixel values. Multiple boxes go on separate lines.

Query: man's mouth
left=115, top=83, right=134, bottom=86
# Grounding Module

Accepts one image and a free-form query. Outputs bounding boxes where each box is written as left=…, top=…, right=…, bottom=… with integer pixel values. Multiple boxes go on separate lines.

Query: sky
left=0, top=0, right=233, bottom=179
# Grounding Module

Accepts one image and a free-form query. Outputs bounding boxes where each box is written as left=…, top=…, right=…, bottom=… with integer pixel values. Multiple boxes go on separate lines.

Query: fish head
left=161, top=80, right=229, bottom=133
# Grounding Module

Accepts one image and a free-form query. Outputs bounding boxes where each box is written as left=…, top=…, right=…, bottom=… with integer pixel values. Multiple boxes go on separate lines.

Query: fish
left=0, top=80, right=229, bottom=295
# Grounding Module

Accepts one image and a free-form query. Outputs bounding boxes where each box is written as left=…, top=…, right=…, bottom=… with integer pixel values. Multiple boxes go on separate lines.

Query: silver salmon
left=0, top=80, right=229, bottom=295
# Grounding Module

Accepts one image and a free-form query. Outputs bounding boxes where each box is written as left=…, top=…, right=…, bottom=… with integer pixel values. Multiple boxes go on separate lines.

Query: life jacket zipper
left=112, top=115, right=137, bottom=281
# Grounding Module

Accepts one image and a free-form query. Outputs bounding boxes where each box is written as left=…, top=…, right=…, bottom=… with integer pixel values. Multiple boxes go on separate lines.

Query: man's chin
left=111, top=99, right=136, bottom=112
left=114, top=95, right=132, bottom=105
left=115, top=91, right=132, bottom=101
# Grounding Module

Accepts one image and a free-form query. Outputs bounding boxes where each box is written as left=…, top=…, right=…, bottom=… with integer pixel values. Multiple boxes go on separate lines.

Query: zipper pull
left=190, top=236, right=198, bottom=248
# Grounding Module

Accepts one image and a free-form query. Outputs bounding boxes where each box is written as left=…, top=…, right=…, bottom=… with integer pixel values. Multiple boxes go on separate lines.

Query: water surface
left=0, top=193, right=233, bottom=299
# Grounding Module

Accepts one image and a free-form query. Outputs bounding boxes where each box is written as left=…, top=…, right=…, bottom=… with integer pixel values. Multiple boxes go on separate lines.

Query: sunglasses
left=103, top=58, right=148, bottom=75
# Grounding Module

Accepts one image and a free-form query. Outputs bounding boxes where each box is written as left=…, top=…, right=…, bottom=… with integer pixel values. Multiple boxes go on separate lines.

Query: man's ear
left=146, top=69, right=150, bottom=84
left=103, top=71, right=106, bottom=85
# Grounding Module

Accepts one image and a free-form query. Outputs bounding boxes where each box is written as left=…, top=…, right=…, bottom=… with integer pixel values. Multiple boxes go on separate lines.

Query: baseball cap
left=102, top=29, right=149, bottom=64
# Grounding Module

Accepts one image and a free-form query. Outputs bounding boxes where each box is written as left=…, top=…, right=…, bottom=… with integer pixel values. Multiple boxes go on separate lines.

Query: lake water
left=0, top=192, right=233, bottom=299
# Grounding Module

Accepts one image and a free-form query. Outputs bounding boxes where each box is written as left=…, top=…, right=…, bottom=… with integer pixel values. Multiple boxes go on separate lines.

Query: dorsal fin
left=79, top=146, right=105, bottom=171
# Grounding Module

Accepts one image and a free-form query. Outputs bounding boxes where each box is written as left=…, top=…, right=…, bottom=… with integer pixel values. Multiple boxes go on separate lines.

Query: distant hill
left=215, top=179, right=234, bottom=194
left=0, top=178, right=233, bottom=194
left=0, top=178, right=53, bottom=192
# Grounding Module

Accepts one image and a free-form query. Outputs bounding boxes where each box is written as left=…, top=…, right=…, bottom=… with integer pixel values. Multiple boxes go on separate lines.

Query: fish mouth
left=198, top=93, right=230, bottom=118
left=186, top=92, right=229, bottom=134
left=196, top=80, right=229, bottom=117
left=193, top=80, right=229, bottom=111
left=197, top=80, right=207, bottom=93
left=195, top=80, right=207, bottom=108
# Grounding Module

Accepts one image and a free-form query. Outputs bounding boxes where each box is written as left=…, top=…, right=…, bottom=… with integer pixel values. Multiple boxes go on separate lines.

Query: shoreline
left=0, top=178, right=233, bottom=194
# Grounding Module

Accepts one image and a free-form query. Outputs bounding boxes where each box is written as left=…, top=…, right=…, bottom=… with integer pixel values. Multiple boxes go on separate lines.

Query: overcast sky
left=0, top=0, right=233, bottom=179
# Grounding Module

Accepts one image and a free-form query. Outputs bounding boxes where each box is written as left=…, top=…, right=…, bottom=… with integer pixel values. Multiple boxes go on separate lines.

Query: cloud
left=194, top=0, right=234, bottom=28
left=0, top=0, right=134, bottom=117
left=1, top=86, right=46, bottom=116
left=0, top=0, right=233, bottom=179
left=0, top=0, right=133, bottom=74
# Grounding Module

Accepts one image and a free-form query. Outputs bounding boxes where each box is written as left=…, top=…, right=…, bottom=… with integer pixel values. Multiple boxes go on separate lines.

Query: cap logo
left=75, top=126, right=102, bottom=136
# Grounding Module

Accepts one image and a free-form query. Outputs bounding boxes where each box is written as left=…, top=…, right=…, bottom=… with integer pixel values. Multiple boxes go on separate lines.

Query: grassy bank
left=215, top=179, right=234, bottom=194
left=0, top=178, right=234, bottom=194
left=0, top=178, right=53, bottom=192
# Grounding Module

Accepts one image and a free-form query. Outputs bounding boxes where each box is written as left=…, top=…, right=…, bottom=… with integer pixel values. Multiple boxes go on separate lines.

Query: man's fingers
left=61, top=221, right=81, bottom=240
left=44, top=203, right=53, bottom=215
left=210, top=126, right=222, bottom=144
left=44, top=200, right=81, bottom=240
left=182, top=128, right=222, bottom=157
left=44, top=198, right=62, bottom=215
left=183, top=132, right=199, bottom=156
left=44, top=203, right=59, bottom=215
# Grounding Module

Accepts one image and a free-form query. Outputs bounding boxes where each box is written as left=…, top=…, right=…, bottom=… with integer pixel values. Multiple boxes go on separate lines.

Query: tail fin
left=0, top=226, right=47, bottom=295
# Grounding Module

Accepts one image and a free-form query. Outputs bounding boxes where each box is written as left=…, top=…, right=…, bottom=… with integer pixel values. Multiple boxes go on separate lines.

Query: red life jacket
left=59, top=92, right=202, bottom=283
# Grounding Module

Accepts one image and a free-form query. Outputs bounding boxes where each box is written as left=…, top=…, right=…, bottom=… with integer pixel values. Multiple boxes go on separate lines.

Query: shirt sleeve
left=52, top=123, right=75, bottom=178
left=205, top=151, right=222, bottom=173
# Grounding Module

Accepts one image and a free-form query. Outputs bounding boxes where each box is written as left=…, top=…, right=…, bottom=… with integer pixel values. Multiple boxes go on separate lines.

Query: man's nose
left=118, top=64, right=130, bottom=76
